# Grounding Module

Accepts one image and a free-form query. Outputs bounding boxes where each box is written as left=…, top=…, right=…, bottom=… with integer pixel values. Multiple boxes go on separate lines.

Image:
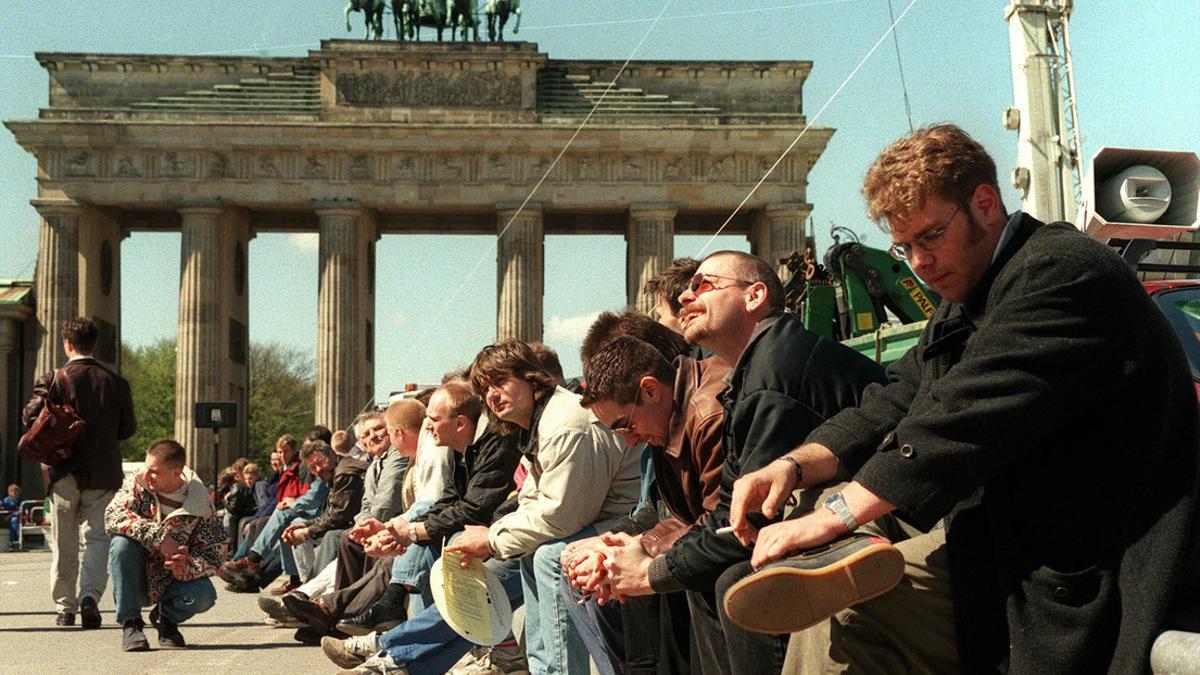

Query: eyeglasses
left=687, top=272, right=753, bottom=296
left=609, top=387, right=642, bottom=435
left=887, top=203, right=964, bottom=261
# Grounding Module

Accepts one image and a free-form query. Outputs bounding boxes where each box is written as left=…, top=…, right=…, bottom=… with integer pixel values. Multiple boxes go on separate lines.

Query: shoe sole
left=322, top=636, right=368, bottom=669
left=336, top=619, right=400, bottom=637
left=122, top=641, right=150, bottom=652
left=157, top=640, right=187, bottom=650
left=723, top=541, right=905, bottom=634
left=257, top=597, right=298, bottom=623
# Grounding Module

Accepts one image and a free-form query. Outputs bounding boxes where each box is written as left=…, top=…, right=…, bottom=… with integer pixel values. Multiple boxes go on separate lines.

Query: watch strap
left=823, top=492, right=860, bottom=532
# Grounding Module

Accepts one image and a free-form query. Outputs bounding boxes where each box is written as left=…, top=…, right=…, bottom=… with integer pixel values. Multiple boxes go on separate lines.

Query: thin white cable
left=404, top=0, right=676, bottom=349
left=696, top=0, right=920, bottom=256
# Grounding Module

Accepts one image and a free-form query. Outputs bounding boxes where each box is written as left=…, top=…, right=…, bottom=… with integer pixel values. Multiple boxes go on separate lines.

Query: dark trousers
left=326, top=548, right=394, bottom=618
left=715, top=563, right=788, bottom=675
left=622, top=592, right=693, bottom=675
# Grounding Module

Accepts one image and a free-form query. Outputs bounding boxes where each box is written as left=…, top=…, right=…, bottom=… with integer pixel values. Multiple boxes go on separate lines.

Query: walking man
left=22, top=317, right=137, bottom=628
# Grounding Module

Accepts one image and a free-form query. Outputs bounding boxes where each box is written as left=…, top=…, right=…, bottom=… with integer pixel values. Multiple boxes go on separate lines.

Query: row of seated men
left=109, top=126, right=1200, bottom=674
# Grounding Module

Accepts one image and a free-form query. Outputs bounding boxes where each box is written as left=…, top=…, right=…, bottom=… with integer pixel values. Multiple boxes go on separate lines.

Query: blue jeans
left=560, top=574, right=623, bottom=675
left=108, top=535, right=216, bottom=625
left=7, top=512, right=17, bottom=544
left=389, top=541, right=437, bottom=615
left=521, top=529, right=595, bottom=675
left=250, top=506, right=305, bottom=559
left=379, top=556, right=524, bottom=673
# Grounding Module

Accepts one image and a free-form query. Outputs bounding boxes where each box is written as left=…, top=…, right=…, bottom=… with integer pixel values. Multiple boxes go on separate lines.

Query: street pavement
left=0, top=546, right=333, bottom=673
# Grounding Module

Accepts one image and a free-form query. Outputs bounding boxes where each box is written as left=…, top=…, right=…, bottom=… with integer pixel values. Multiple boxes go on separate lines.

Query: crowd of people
left=19, top=125, right=1200, bottom=674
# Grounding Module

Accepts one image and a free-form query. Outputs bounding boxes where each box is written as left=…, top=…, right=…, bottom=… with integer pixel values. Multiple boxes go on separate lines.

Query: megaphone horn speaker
left=1077, top=147, right=1199, bottom=241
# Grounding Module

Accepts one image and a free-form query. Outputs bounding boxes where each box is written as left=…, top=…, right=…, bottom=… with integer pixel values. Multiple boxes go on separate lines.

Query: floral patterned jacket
left=104, top=467, right=227, bottom=601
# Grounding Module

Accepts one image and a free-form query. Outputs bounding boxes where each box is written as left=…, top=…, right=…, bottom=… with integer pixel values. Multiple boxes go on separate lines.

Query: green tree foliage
left=246, top=342, right=315, bottom=467
left=119, top=339, right=177, bottom=460
left=118, top=339, right=315, bottom=466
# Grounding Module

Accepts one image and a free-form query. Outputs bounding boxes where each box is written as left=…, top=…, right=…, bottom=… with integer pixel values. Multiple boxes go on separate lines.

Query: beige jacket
left=488, top=386, right=640, bottom=559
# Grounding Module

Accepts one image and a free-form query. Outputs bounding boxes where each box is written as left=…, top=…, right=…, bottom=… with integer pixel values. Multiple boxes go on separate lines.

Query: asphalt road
left=0, top=546, right=334, bottom=674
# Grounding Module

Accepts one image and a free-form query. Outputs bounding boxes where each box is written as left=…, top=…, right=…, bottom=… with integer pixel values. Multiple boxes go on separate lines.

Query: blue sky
left=2, top=0, right=1198, bottom=399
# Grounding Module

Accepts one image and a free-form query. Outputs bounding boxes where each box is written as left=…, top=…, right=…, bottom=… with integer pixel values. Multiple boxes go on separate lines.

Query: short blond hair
left=863, top=124, right=1002, bottom=229
left=242, top=463, right=260, bottom=477
left=385, top=399, right=426, bottom=435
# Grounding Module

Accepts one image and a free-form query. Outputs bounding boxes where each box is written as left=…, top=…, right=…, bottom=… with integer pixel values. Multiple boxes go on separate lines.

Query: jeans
left=560, top=574, right=623, bottom=675
left=713, top=562, right=788, bottom=675
left=520, top=529, right=595, bottom=675
left=278, top=518, right=311, bottom=578
left=250, top=506, right=305, bottom=558
left=389, top=541, right=437, bottom=615
left=379, top=556, right=524, bottom=673
left=49, top=474, right=114, bottom=613
left=108, top=535, right=216, bottom=625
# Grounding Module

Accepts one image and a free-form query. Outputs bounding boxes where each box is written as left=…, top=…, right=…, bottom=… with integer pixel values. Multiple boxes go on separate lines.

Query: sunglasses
left=609, top=387, right=642, bottom=435
left=687, top=272, right=753, bottom=296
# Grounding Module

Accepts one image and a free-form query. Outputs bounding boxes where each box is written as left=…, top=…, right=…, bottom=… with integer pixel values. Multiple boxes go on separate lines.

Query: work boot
left=336, top=601, right=406, bottom=636
left=283, top=593, right=335, bottom=633
left=336, top=652, right=408, bottom=675
left=54, top=611, right=75, bottom=627
left=321, top=631, right=380, bottom=669
left=722, top=533, right=905, bottom=634
left=79, top=595, right=101, bottom=630
left=258, top=595, right=300, bottom=624
left=121, top=618, right=150, bottom=652
left=150, top=604, right=187, bottom=649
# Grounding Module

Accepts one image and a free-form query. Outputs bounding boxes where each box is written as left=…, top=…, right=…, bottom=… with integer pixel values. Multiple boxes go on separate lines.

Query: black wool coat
left=809, top=215, right=1200, bottom=673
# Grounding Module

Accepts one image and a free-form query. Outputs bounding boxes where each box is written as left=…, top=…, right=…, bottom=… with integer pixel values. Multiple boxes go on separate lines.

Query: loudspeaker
left=1077, top=147, right=1199, bottom=240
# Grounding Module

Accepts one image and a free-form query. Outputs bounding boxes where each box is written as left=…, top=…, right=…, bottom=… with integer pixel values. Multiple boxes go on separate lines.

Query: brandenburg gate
left=5, top=40, right=832, bottom=477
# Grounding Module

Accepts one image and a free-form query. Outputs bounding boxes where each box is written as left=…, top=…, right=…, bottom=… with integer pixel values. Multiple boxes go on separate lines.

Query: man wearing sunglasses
left=575, top=250, right=889, bottom=674
left=729, top=124, right=1200, bottom=672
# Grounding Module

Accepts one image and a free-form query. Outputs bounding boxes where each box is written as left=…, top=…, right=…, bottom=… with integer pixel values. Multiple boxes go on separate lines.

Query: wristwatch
left=823, top=492, right=860, bottom=532
left=408, top=523, right=420, bottom=543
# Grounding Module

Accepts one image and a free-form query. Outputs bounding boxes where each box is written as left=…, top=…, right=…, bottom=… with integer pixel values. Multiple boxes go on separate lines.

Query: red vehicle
left=1144, top=279, right=1200, bottom=398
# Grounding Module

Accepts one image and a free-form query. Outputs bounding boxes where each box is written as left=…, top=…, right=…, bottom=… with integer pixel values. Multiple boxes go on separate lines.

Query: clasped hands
left=561, top=532, right=653, bottom=604
left=349, top=517, right=413, bottom=558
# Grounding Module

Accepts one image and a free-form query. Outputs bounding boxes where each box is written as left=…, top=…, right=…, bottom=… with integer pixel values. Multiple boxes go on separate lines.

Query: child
left=3, top=484, right=25, bottom=551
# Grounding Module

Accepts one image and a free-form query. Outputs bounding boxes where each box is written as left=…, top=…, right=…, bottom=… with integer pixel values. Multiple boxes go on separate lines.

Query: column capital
left=495, top=201, right=543, bottom=215
left=177, top=203, right=226, bottom=218
left=628, top=202, right=678, bottom=219
left=313, top=197, right=361, bottom=215
left=763, top=202, right=813, bottom=218
left=30, top=198, right=85, bottom=216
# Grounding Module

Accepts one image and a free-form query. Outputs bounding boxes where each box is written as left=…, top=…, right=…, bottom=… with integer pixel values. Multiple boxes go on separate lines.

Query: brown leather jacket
left=23, top=356, right=137, bottom=491
left=653, top=356, right=728, bottom=527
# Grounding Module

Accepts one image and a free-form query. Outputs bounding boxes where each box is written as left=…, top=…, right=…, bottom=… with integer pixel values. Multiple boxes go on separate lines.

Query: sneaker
left=336, top=652, right=408, bottom=675
left=336, top=602, right=406, bottom=636
left=283, top=593, right=334, bottom=633
left=265, top=615, right=306, bottom=629
left=258, top=595, right=298, bottom=623
left=121, top=618, right=150, bottom=652
left=321, top=631, right=379, bottom=669
left=722, top=534, right=905, bottom=634
left=451, top=642, right=529, bottom=675
left=222, top=557, right=259, bottom=573
left=55, top=611, right=75, bottom=627
left=149, top=604, right=187, bottom=649
left=79, top=595, right=101, bottom=629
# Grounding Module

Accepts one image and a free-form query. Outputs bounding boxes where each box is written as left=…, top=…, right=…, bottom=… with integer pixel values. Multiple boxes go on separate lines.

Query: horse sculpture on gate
left=449, top=0, right=480, bottom=42
left=484, top=0, right=520, bottom=41
left=345, top=0, right=386, bottom=39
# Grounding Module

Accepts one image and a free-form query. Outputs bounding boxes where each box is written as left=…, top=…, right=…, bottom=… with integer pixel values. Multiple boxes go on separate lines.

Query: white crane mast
left=1003, top=0, right=1083, bottom=224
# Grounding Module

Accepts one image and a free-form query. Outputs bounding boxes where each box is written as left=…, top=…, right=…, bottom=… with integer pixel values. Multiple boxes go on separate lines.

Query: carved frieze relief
left=335, top=71, right=522, bottom=109
left=42, top=148, right=800, bottom=188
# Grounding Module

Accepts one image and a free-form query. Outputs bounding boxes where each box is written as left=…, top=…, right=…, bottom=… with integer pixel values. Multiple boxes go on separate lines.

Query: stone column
left=0, top=306, right=32, bottom=491
left=749, top=202, right=812, bottom=282
left=77, top=210, right=124, bottom=368
left=496, top=203, right=544, bottom=342
left=626, top=204, right=676, bottom=313
left=316, top=201, right=375, bottom=431
left=31, top=199, right=81, bottom=374
left=174, top=206, right=223, bottom=480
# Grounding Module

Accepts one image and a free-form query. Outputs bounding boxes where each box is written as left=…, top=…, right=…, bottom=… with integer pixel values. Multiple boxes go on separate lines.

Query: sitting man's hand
left=364, top=529, right=407, bottom=558
left=444, top=524, right=492, bottom=566
left=560, top=534, right=606, bottom=570
left=281, top=523, right=310, bottom=547
left=277, top=497, right=295, bottom=510
left=349, top=518, right=386, bottom=544
left=729, top=459, right=798, bottom=548
left=593, top=532, right=655, bottom=600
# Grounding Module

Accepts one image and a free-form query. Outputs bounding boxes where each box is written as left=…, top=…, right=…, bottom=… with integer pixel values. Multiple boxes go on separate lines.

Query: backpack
left=18, top=369, right=87, bottom=468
